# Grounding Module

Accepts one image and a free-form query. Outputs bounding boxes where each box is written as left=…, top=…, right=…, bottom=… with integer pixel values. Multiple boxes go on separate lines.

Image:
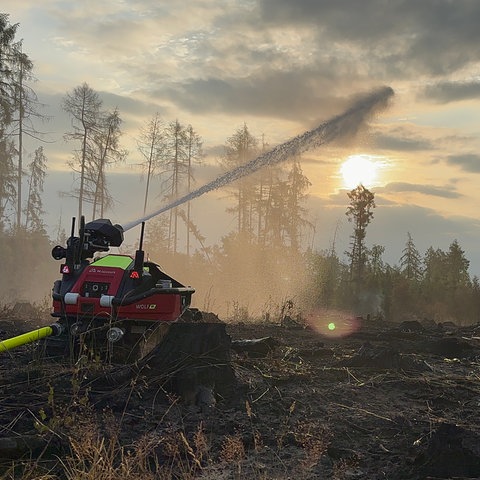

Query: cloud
left=422, top=81, right=480, bottom=103
left=153, top=73, right=352, bottom=121
left=14, top=0, right=479, bottom=134
left=374, top=133, right=434, bottom=152
left=446, top=153, right=480, bottom=173
left=380, top=182, right=462, bottom=199
left=257, top=0, right=480, bottom=77
left=98, top=91, right=168, bottom=125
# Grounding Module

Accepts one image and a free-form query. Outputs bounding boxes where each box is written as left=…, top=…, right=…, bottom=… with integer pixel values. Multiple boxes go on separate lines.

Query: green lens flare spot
left=328, top=322, right=336, bottom=331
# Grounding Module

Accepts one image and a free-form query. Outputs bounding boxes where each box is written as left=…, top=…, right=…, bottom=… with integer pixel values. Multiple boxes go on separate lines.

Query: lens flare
left=306, top=309, right=361, bottom=338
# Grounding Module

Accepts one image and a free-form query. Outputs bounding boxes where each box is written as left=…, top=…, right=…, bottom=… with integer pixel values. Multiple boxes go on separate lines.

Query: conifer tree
left=0, top=14, right=19, bottom=230
left=24, top=145, right=46, bottom=232
left=345, top=184, right=375, bottom=285
left=400, top=232, right=422, bottom=281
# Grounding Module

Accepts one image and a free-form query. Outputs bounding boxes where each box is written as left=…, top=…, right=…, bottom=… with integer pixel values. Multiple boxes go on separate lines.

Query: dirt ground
left=1, top=312, right=480, bottom=479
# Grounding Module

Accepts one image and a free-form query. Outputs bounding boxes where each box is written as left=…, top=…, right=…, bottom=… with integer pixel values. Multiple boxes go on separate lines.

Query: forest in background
left=1, top=12, right=479, bottom=324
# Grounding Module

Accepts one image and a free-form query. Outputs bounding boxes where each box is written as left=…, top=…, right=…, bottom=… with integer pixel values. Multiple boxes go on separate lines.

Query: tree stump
left=137, top=322, right=236, bottom=404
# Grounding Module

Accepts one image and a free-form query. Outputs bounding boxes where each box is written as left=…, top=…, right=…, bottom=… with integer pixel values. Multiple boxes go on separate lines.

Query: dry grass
left=0, top=388, right=334, bottom=480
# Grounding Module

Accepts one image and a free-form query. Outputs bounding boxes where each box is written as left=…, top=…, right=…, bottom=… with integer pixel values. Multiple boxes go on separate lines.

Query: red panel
left=116, top=294, right=182, bottom=322
left=70, top=265, right=125, bottom=295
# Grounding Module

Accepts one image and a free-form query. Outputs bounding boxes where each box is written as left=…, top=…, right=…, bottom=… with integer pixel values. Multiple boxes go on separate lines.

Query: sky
left=3, top=0, right=480, bottom=275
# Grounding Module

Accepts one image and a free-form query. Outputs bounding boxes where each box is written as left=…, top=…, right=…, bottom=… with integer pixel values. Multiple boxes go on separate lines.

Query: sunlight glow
left=340, top=154, right=378, bottom=189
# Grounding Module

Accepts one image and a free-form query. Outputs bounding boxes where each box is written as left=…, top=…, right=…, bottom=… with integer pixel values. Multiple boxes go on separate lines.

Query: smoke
left=122, top=86, right=394, bottom=232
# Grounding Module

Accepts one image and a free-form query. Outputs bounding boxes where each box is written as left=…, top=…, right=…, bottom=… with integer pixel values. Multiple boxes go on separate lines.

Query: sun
left=340, top=154, right=378, bottom=189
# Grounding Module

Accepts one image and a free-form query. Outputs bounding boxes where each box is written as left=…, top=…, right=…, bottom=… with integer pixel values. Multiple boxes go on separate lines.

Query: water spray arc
left=122, top=86, right=394, bottom=232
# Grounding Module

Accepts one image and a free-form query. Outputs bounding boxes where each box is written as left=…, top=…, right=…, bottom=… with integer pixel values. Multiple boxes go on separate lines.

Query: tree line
left=306, top=185, right=478, bottom=325
left=1, top=13, right=479, bottom=325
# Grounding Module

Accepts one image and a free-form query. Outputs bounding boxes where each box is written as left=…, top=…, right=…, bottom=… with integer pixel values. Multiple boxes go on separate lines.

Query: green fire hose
left=0, top=323, right=63, bottom=353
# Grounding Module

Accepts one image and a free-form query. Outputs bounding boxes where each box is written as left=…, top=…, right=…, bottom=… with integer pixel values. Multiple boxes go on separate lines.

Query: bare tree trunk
left=79, top=125, right=87, bottom=220
left=16, top=58, right=24, bottom=229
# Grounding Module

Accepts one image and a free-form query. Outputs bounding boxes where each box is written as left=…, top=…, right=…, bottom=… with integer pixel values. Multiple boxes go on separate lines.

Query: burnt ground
left=1, top=313, right=480, bottom=479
